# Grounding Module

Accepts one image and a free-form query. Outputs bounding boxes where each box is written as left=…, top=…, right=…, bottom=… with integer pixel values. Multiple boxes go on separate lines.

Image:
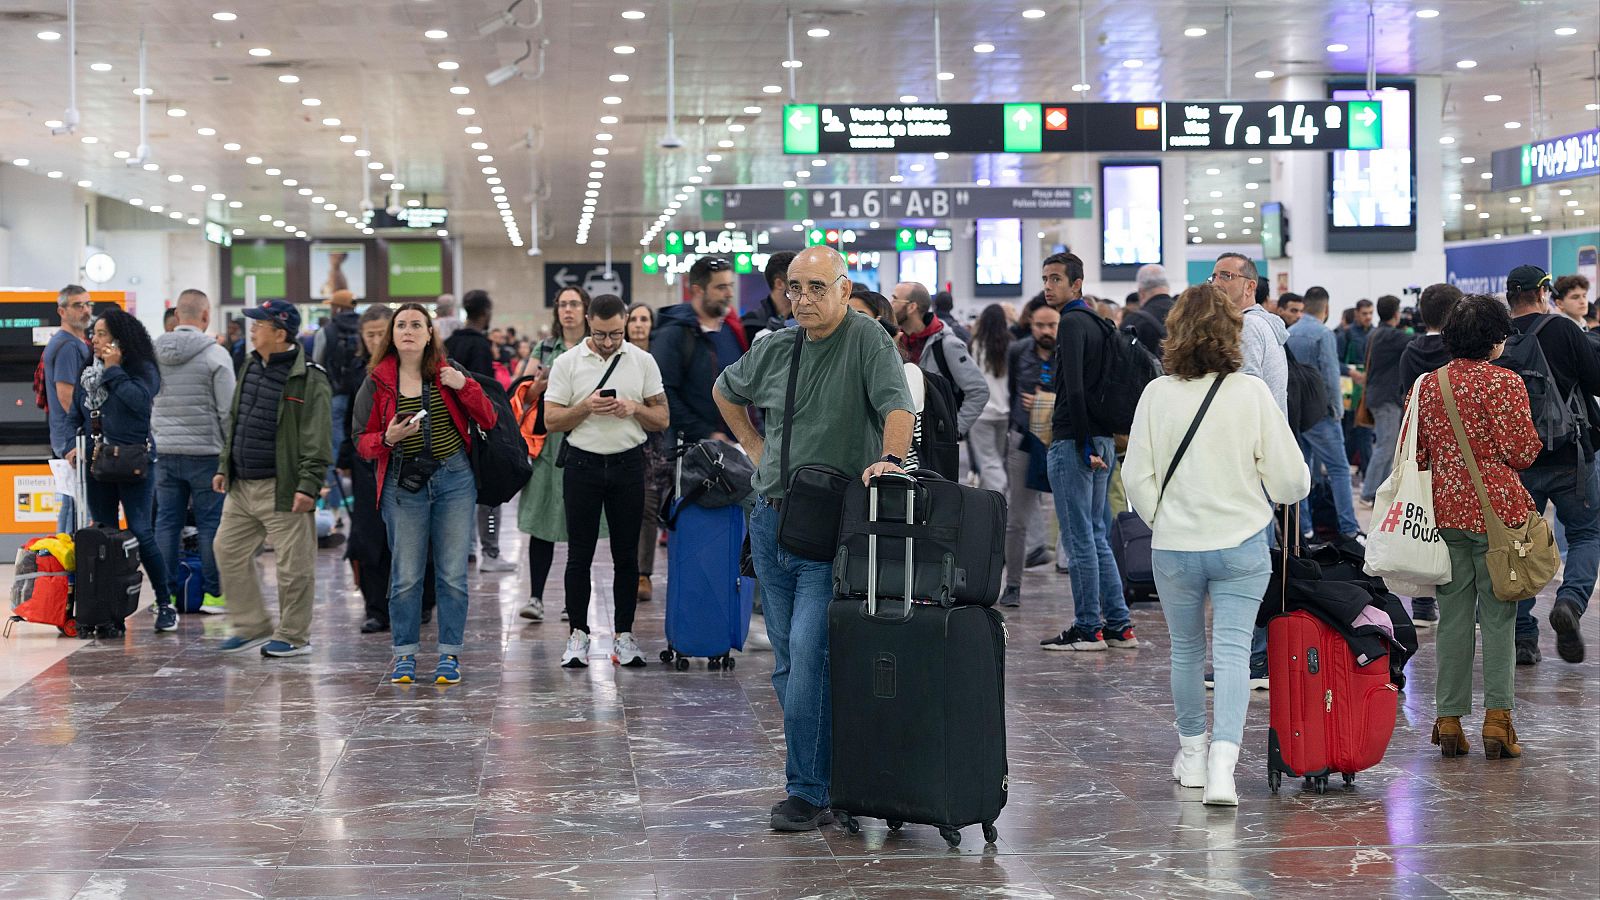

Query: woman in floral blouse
left=1411, top=294, right=1542, bottom=761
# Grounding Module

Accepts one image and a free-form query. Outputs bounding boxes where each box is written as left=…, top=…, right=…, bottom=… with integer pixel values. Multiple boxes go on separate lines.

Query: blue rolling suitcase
left=663, top=500, right=751, bottom=671
left=176, top=551, right=204, bottom=613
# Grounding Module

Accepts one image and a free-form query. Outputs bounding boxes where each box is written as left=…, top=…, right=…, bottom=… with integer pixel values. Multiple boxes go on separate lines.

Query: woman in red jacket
left=1412, top=294, right=1542, bottom=760
left=354, top=303, right=496, bottom=685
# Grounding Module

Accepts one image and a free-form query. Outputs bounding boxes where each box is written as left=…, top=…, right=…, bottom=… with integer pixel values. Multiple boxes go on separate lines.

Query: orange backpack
left=508, top=375, right=548, bottom=459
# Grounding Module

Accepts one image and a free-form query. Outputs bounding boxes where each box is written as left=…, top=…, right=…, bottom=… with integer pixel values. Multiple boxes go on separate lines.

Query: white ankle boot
left=1172, top=732, right=1208, bottom=788
left=1203, top=741, right=1240, bottom=806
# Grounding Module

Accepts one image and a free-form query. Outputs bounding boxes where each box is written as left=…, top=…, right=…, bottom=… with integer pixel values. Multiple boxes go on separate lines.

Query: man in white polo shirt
left=543, top=293, right=671, bottom=668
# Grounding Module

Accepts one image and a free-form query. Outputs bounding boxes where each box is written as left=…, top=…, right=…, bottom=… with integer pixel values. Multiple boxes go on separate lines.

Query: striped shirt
left=395, top=386, right=463, bottom=460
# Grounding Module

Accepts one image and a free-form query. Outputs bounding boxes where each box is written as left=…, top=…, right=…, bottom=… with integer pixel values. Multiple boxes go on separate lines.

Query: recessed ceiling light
left=278, top=74, right=299, bottom=84
left=728, top=123, right=745, bottom=133
left=1483, top=94, right=1502, bottom=102
left=282, top=178, right=297, bottom=186
left=1416, top=9, right=1439, bottom=18
left=424, top=29, right=448, bottom=39
left=223, top=142, right=241, bottom=151
left=367, top=161, right=383, bottom=170
left=301, top=98, right=321, bottom=107
left=477, top=154, right=494, bottom=162
left=437, top=60, right=459, bottom=70
left=249, top=47, right=271, bottom=57
left=167, top=173, right=184, bottom=182
left=1554, top=26, right=1577, bottom=36
left=450, top=85, right=470, bottom=96
left=144, top=162, right=160, bottom=171
left=148, top=204, right=164, bottom=212
left=456, top=106, right=475, bottom=116
left=1327, top=43, right=1349, bottom=52
left=1211, top=208, right=1224, bottom=215
left=622, top=10, right=646, bottom=20
left=807, top=27, right=830, bottom=38
left=482, top=166, right=497, bottom=174
left=1023, top=9, right=1047, bottom=19
left=1245, top=182, right=1259, bottom=189
left=353, top=148, right=370, bottom=157
left=591, top=160, right=606, bottom=168
left=1210, top=190, right=1223, bottom=198
left=339, top=134, right=357, bottom=143
left=89, top=62, right=112, bottom=72
left=600, top=115, right=618, bottom=125
left=1243, top=201, right=1256, bottom=209
left=1504, top=121, right=1521, bottom=129
left=1183, top=26, right=1207, bottom=37
left=1254, top=69, right=1274, bottom=79
left=973, top=42, right=995, bottom=53
left=213, top=12, right=238, bottom=22
left=1439, top=135, right=1455, bottom=144
left=46, top=170, right=63, bottom=179
left=77, top=179, right=92, bottom=187
left=43, top=119, right=64, bottom=128
left=603, top=95, right=623, bottom=104
left=705, top=154, right=722, bottom=162
left=933, top=152, right=948, bottom=160
left=1455, top=59, right=1477, bottom=69
left=1589, top=103, right=1600, bottom=112
left=717, top=139, right=734, bottom=148
left=613, top=44, right=636, bottom=54
left=1248, top=156, right=1264, bottom=164
left=465, top=125, right=483, bottom=134
left=167, top=108, right=188, bottom=117
left=37, top=30, right=61, bottom=40
left=1205, top=167, right=1220, bottom=175
left=1480, top=172, right=1493, bottom=179
left=1460, top=156, right=1476, bottom=164
left=1123, top=59, right=1144, bottom=68
left=378, top=173, right=394, bottom=181
left=81, top=135, right=100, bottom=144
left=133, top=87, right=152, bottom=96
left=609, top=73, right=629, bottom=82
left=763, top=84, right=783, bottom=94
left=938, top=71, right=955, bottom=81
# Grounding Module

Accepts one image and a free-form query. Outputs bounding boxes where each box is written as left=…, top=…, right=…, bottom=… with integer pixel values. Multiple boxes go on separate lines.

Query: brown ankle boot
left=1482, top=709, right=1522, bottom=759
left=1431, top=716, right=1470, bottom=758
left=637, top=576, right=653, bottom=602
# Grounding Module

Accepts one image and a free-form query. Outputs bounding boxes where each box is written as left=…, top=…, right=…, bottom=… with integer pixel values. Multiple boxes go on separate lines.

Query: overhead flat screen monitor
left=1260, top=202, right=1287, bottom=259
left=1100, top=161, right=1162, bottom=280
left=975, top=218, right=1023, bottom=297
left=898, top=250, right=939, bottom=296
left=1327, top=80, right=1416, bottom=252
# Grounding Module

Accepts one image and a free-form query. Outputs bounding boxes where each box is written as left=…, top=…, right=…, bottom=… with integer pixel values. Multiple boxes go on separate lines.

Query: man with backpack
left=313, top=289, right=362, bottom=528
left=892, top=281, right=989, bottom=441
left=1503, top=265, right=1600, bottom=666
left=1037, top=252, right=1139, bottom=652
left=653, top=257, right=750, bottom=445
left=445, top=290, right=515, bottom=573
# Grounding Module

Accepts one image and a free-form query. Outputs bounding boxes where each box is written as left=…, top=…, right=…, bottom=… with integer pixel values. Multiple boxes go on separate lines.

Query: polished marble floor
left=0, top=531, right=1596, bottom=899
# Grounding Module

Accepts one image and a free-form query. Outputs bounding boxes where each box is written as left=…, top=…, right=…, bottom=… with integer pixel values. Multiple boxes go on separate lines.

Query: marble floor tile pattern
left=0, top=535, right=1596, bottom=899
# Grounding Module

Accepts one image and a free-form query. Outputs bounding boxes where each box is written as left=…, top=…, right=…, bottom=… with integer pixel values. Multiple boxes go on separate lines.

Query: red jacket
left=354, top=354, right=497, bottom=506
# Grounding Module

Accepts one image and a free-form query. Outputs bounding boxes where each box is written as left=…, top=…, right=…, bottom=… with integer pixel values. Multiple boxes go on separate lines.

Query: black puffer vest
left=230, top=349, right=295, bottom=479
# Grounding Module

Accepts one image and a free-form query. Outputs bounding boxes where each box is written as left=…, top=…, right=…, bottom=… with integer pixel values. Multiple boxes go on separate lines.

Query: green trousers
left=1435, top=528, right=1517, bottom=717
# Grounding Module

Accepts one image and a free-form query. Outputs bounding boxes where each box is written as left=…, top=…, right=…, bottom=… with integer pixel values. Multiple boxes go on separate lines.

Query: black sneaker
left=1204, top=671, right=1215, bottom=690
left=1515, top=639, right=1541, bottom=666
left=1024, top=547, right=1054, bottom=569
left=999, top=586, right=1021, bottom=608
left=770, top=796, right=834, bottom=832
left=1550, top=598, right=1586, bottom=664
left=1040, top=625, right=1106, bottom=651
left=360, top=617, right=389, bottom=634
left=1411, top=597, right=1438, bottom=628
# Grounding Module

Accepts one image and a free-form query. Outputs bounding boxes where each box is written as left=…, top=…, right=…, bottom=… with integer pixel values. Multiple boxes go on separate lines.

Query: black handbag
left=88, top=412, right=150, bottom=483
left=775, top=330, right=850, bottom=561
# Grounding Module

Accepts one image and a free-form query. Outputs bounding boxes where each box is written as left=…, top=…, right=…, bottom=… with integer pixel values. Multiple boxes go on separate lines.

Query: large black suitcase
left=1110, top=510, right=1157, bottom=602
left=829, top=475, right=1008, bottom=848
left=832, top=470, right=1005, bottom=608
left=72, top=526, right=141, bottom=638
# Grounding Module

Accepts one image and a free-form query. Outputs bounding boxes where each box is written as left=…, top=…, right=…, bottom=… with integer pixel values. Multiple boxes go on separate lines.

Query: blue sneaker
left=153, top=604, right=179, bottom=633
left=389, top=655, right=417, bottom=684
left=261, top=640, right=311, bottom=658
left=219, top=635, right=270, bottom=654
left=433, top=655, right=462, bottom=684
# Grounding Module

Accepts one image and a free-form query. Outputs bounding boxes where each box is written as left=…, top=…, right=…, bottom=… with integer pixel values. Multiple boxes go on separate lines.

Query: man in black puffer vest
left=213, top=300, right=332, bottom=659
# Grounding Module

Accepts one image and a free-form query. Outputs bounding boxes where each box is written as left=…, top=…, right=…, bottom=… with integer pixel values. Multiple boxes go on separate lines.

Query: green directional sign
left=784, top=188, right=809, bottom=220
left=700, top=189, right=725, bottom=223
left=783, top=104, right=820, bottom=155
left=230, top=242, right=287, bottom=299
left=1073, top=187, right=1094, bottom=219
left=1346, top=101, right=1382, bottom=150
left=1519, top=144, right=1533, bottom=186
left=642, top=254, right=659, bottom=275
left=734, top=252, right=753, bottom=274
left=806, top=228, right=826, bottom=247
left=664, top=231, right=684, bottom=255
left=895, top=228, right=916, bottom=252
left=1003, top=103, right=1042, bottom=153
left=388, top=242, right=444, bottom=296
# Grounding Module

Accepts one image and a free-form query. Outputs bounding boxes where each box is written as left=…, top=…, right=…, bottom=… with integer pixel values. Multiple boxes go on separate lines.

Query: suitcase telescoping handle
left=75, top=434, right=89, bottom=532
left=865, top=472, right=917, bottom=620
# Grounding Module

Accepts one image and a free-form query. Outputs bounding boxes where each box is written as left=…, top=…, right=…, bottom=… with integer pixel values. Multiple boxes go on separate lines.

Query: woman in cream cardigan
left=1122, top=284, right=1310, bottom=807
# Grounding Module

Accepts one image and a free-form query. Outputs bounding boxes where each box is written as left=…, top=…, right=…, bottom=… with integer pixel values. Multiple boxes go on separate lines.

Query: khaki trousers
left=213, top=478, right=317, bottom=646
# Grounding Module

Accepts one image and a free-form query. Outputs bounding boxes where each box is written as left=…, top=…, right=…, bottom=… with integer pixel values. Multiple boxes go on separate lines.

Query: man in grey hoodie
left=153, top=289, right=237, bottom=616
left=1211, top=253, right=1288, bottom=415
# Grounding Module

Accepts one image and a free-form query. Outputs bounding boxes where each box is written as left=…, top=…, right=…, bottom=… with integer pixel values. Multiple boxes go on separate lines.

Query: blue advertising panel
left=1444, top=237, right=1549, bottom=296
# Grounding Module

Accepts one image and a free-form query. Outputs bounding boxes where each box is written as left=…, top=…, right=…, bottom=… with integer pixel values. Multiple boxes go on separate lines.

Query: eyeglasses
left=590, top=330, right=625, bottom=343
left=784, top=273, right=846, bottom=304
left=1208, top=270, right=1249, bottom=284
left=556, top=300, right=585, bottom=310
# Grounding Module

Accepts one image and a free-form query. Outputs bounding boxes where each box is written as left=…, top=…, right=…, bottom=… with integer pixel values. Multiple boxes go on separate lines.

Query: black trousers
left=562, top=445, right=646, bottom=634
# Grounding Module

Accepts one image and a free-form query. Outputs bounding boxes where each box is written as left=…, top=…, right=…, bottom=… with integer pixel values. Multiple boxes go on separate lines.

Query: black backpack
left=459, top=365, right=533, bottom=507
left=321, top=315, right=364, bottom=397
left=915, top=367, right=962, bottom=480
left=1492, top=315, right=1588, bottom=454
left=1284, top=344, right=1330, bottom=434
left=1069, top=308, right=1162, bottom=435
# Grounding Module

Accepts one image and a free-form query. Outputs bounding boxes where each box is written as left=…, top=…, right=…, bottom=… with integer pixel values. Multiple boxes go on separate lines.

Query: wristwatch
left=878, top=453, right=903, bottom=467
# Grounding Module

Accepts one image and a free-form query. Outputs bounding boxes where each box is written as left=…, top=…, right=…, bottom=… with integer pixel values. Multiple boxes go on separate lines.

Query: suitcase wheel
left=982, top=823, right=998, bottom=845
left=1314, top=776, right=1329, bottom=795
left=940, top=827, right=961, bottom=848
left=1342, top=773, right=1355, bottom=787
left=1268, top=770, right=1282, bottom=794
left=836, top=812, right=860, bottom=835
left=659, top=649, right=675, bottom=664
left=674, top=657, right=690, bottom=672
left=886, top=820, right=903, bottom=832
left=708, top=657, right=721, bottom=671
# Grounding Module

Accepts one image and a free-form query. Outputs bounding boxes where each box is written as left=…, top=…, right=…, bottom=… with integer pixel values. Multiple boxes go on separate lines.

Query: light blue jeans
left=1047, top=437, right=1132, bottom=634
left=749, top=497, right=835, bottom=808
left=1153, top=526, right=1272, bottom=745
left=382, top=450, right=476, bottom=656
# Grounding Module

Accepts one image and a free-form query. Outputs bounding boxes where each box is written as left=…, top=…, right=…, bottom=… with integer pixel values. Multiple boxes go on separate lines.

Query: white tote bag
left=1363, top=375, right=1452, bottom=595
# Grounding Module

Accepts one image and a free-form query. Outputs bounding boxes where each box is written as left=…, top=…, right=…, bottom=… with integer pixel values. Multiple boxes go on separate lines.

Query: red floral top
left=1409, top=359, right=1542, bottom=533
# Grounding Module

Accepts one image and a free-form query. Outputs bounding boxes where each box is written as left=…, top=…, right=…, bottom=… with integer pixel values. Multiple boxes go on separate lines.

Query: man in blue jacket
left=1286, top=292, right=1362, bottom=543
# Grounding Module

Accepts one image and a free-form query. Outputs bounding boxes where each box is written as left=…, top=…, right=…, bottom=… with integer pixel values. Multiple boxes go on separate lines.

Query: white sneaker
left=1203, top=741, right=1241, bottom=806
left=561, top=629, right=590, bottom=668
left=745, top=619, right=773, bottom=652
left=612, top=631, right=646, bottom=667
left=1172, top=732, right=1208, bottom=789
left=480, top=555, right=517, bottom=573
left=518, top=598, right=543, bottom=622
left=1249, top=674, right=1270, bottom=691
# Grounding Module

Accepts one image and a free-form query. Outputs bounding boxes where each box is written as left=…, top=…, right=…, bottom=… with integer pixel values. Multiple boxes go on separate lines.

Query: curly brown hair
left=1162, top=283, right=1243, bottom=379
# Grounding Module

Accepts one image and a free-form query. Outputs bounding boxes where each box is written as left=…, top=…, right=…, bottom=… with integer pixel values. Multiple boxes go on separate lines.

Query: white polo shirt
left=545, top=338, right=665, bottom=455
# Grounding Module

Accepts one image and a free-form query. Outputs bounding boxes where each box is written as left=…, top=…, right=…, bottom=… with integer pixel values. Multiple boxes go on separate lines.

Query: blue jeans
left=1361, top=403, right=1402, bottom=503
left=1047, top=437, right=1131, bottom=634
left=326, top=393, right=350, bottom=514
left=1515, top=459, right=1599, bottom=641
left=86, top=471, right=169, bottom=609
left=56, top=494, right=76, bottom=534
left=154, top=453, right=225, bottom=599
left=1153, top=526, right=1272, bottom=745
left=1299, top=417, right=1361, bottom=536
left=382, top=450, right=476, bottom=656
left=749, top=497, right=835, bottom=808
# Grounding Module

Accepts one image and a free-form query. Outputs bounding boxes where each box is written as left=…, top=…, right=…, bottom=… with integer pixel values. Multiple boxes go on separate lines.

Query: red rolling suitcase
left=1264, top=507, right=1399, bottom=794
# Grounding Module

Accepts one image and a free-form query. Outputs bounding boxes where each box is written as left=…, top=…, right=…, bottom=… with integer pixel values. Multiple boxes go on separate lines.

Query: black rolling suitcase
left=832, top=469, right=1005, bottom=608
left=70, top=436, right=142, bottom=639
left=1110, top=506, right=1157, bottom=602
left=829, top=474, right=1008, bottom=848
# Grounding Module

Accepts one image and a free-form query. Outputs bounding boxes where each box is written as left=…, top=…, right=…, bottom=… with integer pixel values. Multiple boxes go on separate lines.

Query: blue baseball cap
left=242, top=299, right=301, bottom=334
